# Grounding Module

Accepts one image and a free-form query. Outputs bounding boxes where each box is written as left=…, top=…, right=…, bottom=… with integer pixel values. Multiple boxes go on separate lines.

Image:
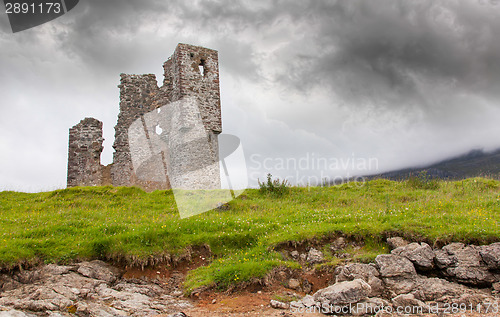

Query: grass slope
left=1, top=178, right=499, bottom=292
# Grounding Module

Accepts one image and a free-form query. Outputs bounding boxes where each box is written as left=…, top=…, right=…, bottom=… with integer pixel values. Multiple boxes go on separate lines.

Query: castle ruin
left=67, top=44, right=222, bottom=191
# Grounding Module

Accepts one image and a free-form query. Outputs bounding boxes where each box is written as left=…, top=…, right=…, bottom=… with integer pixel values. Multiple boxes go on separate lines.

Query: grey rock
left=411, top=277, right=470, bottom=302
left=479, top=242, right=500, bottom=269
left=436, top=243, right=496, bottom=286
left=383, top=277, right=416, bottom=296
left=392, top=293, right=430, bottom=313
left=290, top=250, right=300, bottom=260
left=335, top=263, right=383, bottom=297
left=42, top=264, right=75, bottom=276
left=306, top=248, right=324, bottom=264
left=313, top=279, right=371, bottom=306
left=270, top=300, right=289, bottom=309
left=288, top=279, right=301, bottom=290
left=300, top=295, right=317, bottom=307
left=0, top=262, right=192, bottom=317
left=112, top=282, right=163, bottom=297
left=375, top=254, right=416, bottom=278
left=350, top=297, right=389, bottom=316
left=77, top=260, right=121, bottom=283
left=434, top=249, right=457, bottom=269
left=392, top=242, right=435, bottom=270
left=386, top=237, right=408, bottom=250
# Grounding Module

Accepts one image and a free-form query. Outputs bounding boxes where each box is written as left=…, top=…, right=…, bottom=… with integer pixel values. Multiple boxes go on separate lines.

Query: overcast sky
left=1, top=0, right=500, bottom=191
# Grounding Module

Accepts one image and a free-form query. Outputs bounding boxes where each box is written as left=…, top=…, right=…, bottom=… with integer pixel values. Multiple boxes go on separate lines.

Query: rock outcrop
left=0, top=260, right=191, bottom=316
left=291, top=240, right=500, bottom=315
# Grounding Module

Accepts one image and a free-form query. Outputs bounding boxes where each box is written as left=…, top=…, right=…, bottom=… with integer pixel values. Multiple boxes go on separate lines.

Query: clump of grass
left=184, top=248, right=299, bottom=293
left=272, top=292, right=301, bottom=303
left=258, top=173, right=290, bottom=197
left=407, top=171, right=440, bottom=190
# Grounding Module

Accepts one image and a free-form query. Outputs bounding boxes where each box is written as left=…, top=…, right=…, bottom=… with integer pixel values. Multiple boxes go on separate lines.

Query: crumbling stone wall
left=111, top=74, right=166, bottom=190
left=67, top=118, right=104, bottom=187
left=67, top=43, right=222, bottom=191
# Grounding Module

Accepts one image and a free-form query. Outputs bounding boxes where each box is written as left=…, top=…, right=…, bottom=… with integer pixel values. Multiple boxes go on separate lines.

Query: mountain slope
left=370, top=148, right=500, bottom=180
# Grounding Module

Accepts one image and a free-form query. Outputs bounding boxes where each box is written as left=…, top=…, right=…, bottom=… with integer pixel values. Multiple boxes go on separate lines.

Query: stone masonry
left=67, top=118, right=105, bottom=187
left=67, top=44, right=222, bottom=191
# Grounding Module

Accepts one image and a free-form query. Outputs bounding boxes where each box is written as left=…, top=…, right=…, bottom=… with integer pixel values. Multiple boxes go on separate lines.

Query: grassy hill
left=1, top=178, right=499, bottom=292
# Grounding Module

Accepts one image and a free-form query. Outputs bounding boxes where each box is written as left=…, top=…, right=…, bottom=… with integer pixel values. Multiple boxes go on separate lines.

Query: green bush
left=258, top=173, right=290, bottom=197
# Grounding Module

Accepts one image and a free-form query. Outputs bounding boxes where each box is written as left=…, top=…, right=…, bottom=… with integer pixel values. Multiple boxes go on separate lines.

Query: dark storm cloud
left=271, top=0, right=500, bottom=111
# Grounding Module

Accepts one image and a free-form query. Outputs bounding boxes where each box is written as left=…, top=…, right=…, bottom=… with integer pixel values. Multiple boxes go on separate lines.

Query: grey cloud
left=272, top=0, right=500, bottom=109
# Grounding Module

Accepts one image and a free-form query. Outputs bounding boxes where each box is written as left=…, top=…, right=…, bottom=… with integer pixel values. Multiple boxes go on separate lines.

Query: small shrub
left=407, top=171, right=440, bottom=190
left=258, top=174, right=290, bottom=197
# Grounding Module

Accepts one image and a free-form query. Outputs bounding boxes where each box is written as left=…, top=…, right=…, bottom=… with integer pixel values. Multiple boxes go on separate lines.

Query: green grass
left=1, top=178, right=499, bottom=292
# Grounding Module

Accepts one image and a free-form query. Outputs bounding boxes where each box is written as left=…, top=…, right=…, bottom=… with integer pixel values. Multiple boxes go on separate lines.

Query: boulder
left=313, top=279, right=371, bottom=306
left=479, top=242, right=500, bottom=269
left=77, top=260, right=122, bottom=283
left=386, top=237, right=408, bottom=250
left=301, top=294, right=317, bottom=307
left=435, top=243, right=496, bottom=286
left=411, top=277, right=470, bottom=302
left=391, top=293, right=430, bottom=313
left=375, top=254, right=416, bottom=278
left=392, top=242, right=435, bottom=270
left=335, top=263, right=384, bottom=297
left=270, top=300, right=289, bottom=309
left=383, top=277, right=416, bottom=296
left=306, top=248, right=324, bottom=264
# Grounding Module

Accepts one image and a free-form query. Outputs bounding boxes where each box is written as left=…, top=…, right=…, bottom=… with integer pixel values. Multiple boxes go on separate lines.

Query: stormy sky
left=1, top=0, right=500, bottom=191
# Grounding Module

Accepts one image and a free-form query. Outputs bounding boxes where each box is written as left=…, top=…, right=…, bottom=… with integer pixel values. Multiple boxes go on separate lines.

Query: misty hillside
left=369, top=148, right=500, bottom=180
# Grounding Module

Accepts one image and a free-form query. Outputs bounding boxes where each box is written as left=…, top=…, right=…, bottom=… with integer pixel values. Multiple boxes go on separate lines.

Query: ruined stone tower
left=67, top=118, right=104, bottom=187
left=67, top=44, right=222, bottom=191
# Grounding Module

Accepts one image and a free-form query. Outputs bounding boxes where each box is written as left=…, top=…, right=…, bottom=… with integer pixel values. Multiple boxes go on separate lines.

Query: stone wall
left=67, top=118, right=104, bottom=187
left=110, top=74, right=166, bottom=189
left=67, top=43, right=222, bottom=191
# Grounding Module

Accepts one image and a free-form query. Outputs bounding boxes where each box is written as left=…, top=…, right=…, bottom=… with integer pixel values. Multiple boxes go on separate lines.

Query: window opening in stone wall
left=199, top=59, right=205, bottom=76
left=155, top=125, right=163, bottom=135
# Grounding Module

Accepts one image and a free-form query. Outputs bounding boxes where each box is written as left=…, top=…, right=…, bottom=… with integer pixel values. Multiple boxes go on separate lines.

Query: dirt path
left=172, top=288, right=500, bottom=317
